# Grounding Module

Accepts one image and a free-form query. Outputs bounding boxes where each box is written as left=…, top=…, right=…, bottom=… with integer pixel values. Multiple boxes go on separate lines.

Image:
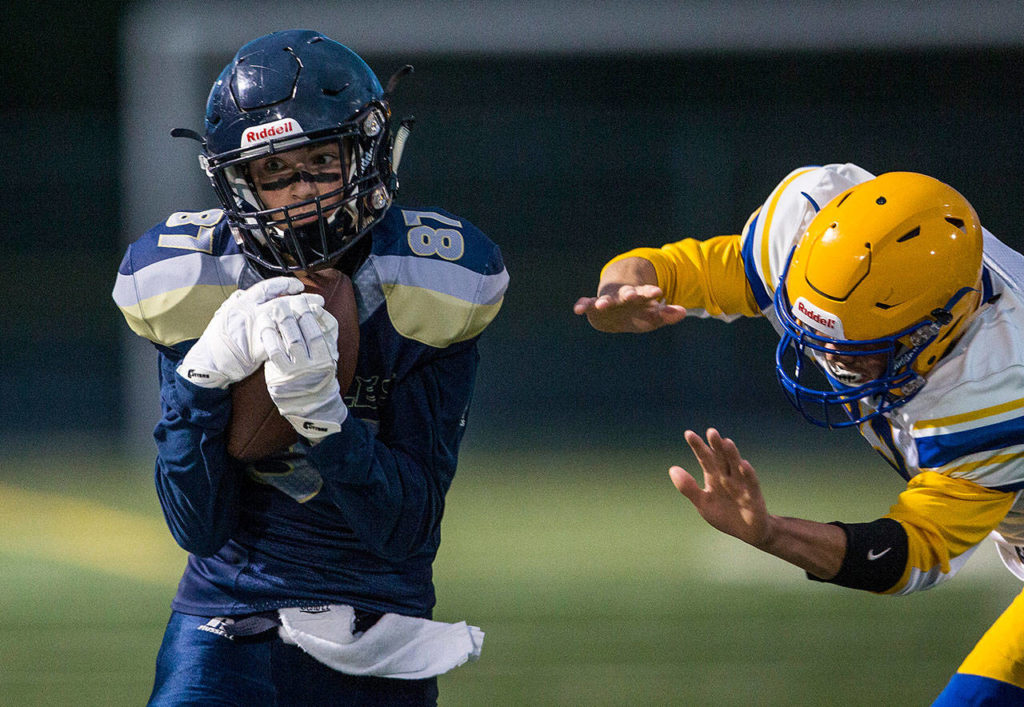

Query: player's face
left=249, top=143, right=346, bottom=226
left=822, top=342, right=888, bottom=386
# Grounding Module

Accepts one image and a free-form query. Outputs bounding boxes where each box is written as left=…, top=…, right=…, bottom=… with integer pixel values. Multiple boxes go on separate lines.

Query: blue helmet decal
left=231, top=46, right=300, bottom=110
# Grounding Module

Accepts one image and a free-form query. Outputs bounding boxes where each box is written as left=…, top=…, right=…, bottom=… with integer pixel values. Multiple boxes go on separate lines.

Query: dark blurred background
left=4, top=1, right=1023, bottom=459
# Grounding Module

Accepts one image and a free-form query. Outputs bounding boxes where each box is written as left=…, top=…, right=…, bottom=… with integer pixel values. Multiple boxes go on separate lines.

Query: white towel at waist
left=278, top=604, right=484, bottom=680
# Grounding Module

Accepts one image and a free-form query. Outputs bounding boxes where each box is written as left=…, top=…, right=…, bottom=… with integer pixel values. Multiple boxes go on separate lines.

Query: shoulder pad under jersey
left=902, top=292, right=1024, bottom=490
left=358, top=206, right=509, bottom=348
left=112, top=209, right=246, bottom=350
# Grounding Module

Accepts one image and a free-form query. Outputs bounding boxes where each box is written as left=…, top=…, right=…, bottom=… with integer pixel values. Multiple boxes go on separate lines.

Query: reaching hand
left=669, top=428, right=772, bottom=549
left=573, top=284, right=687, bottom=333
left=178, top=277, right=306, bottom=389
left=256, top=293, right=348, bottom=443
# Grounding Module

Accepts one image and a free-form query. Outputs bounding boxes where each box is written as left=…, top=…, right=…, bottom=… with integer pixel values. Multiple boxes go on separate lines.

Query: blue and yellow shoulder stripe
left=111, top=209, right=246, bottom=352
left=912, top=395, right=1024, bottom=491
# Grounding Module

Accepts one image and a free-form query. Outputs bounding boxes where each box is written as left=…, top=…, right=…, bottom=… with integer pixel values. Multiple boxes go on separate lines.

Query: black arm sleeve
left=807, top=519, right=908, bottom=593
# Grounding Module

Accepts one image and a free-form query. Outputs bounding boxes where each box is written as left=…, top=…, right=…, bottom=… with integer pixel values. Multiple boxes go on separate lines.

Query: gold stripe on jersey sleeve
left=883, top=471, right=1015, bottom=593
left=118, top=284, right=234, bottom=347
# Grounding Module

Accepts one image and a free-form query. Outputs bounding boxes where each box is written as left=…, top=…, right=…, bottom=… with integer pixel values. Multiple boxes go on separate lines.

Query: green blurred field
left=2, top=440, right=1020, bottom=706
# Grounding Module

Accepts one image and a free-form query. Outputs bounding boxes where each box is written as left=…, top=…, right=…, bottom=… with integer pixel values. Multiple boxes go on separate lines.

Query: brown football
left=226, top=269, right=360, bottom=461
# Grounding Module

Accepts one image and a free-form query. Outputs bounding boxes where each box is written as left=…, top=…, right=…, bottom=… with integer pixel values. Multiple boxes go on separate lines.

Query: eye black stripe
left=258, top=171, right=341, bottom=191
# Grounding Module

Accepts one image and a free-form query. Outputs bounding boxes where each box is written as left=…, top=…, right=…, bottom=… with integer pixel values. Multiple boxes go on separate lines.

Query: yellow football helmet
left=774, top=172, right=984, bottom=427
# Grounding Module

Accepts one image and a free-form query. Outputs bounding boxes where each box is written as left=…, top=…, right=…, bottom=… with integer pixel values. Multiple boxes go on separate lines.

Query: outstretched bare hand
left=573, top=284, right=687, bottom=333
left=669, top=428, right=772, bottom=549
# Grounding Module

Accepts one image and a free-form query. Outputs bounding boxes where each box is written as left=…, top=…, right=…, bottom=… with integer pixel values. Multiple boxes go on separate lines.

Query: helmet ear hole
left=931, top=308, right=954, bottom=326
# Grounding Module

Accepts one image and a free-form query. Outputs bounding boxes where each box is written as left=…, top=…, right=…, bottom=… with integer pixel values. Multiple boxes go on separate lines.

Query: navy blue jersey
left=113, top=206, right=508, bottom=618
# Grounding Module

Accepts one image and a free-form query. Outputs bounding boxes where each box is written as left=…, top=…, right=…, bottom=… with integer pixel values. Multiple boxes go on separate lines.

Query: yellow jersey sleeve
left=883, top=471, right=1016, bottom=595
left=598, top=164, right=877, bottom=322
left=602, top=235, right=760, bottom=320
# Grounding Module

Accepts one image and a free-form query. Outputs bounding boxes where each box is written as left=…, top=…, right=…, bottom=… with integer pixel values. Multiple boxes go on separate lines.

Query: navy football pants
left=148, top=611, right=438, bottom=706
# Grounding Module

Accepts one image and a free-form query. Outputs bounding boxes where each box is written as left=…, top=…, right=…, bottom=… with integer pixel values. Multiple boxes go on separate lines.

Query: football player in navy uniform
left=113, top=30, right=507, bottom=705
left=576, top=165, right=1024, bottom=705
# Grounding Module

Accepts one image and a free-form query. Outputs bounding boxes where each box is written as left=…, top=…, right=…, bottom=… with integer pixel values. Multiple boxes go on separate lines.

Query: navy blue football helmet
left=176, top=30, right=411, bottom=273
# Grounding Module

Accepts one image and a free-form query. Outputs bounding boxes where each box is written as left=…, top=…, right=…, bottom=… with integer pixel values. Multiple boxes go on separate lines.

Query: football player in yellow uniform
left=575, top=165, right=1024, bottom=705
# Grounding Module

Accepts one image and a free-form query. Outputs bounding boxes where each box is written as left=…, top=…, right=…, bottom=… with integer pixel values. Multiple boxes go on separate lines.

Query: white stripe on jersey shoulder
left=114, top=251, right=245, bottom=346
left=903, top=306, right=1024, bottom=486
left=358, top=253, right=508, bottom=347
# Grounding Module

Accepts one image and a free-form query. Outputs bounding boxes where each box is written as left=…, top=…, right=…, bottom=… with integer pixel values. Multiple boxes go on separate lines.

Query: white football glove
left=256, top=293, right=348, bottom=443
left=178, top=277, right=306, bottom=389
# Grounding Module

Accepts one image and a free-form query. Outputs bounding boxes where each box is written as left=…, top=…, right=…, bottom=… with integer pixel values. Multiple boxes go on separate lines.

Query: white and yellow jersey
left=609, top=163, right=1024, bottom=594
left=880, top=236, right=1024, bottom=592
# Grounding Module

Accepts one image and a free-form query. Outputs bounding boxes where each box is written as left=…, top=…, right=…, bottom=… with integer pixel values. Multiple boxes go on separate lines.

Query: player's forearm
left=759, top=515, right=847, bottom=580
left=597, top=256, right=659, bottom=296
left=154, top=355, right=242, bottom=556
left=154, top=438, right=242, bottom=557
